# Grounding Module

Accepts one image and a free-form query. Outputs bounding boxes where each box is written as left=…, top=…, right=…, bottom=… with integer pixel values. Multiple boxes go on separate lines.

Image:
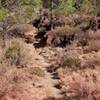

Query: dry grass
left=0, top=67, right=46, bottom=100
left=82, top=56, right=100, bottom=69
left=0, top=38, right=47, bottom=100
left=59, top=72, right=100, bottom=100
left=28, top=67, right=45, bottom=77
left=53, top=25, right=81, bottom=36
left=84, top=40, right=100, bottom=53
left=77, top=30, right=100, bottom=49
left=76, top=30, right=100, bottom=53
left=86, top=30, right=100, bottom=40
left=0, top=38, right=35, bottom=67
left=55, top=49, right=81, bottom=69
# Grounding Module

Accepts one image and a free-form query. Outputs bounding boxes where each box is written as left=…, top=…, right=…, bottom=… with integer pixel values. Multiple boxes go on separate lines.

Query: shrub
left=29, top=67, right=45, bottom=77
left=5, top=43, right=21, bottom=65
left=0, top=7, right=6, bottom=21
left=77, top=38, right=88, bottom=47
left=82, top=57, right=100, bottom=69
left=86, top=30, right=100, bottom=40
left=4, top=38, right=33, bottom=66
left=62, top=58, right=81, bottom=69
left=0, top=67, right=44, bottom=100
left=80, top=0, right=95, bottom=14
left=55, top=0, right=76, bottom=15
left=65, top=74, right=100, bottom=100
left=84, top=40, right=100, bottom=53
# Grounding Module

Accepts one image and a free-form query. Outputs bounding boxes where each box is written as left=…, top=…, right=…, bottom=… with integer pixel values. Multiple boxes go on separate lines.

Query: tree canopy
left=0, top=0, right=99, bottom=21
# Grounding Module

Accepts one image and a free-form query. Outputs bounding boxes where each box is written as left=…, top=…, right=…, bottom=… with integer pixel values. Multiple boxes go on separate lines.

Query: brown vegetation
left=65, top=73, right=100, bottom=100
left=6, top=24, right=38, bottom=43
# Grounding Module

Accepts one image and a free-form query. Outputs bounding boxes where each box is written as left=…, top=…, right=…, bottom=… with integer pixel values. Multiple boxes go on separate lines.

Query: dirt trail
left=35, top=48, right=67, bottom=100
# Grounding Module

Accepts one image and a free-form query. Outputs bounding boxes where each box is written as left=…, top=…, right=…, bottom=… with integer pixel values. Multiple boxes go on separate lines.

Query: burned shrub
left=44, top=26, right=77, bottom=47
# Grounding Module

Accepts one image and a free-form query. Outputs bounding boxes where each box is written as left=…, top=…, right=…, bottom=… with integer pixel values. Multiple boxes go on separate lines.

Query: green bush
left=54, top=0, right=76, bottom=15
left=5, top=44, right=21, bottom=65
left=20, top=0, right=42, bottom=21
left=0, top=7, right=6, bottom=21
left=62, top=58, right=81, bottom=68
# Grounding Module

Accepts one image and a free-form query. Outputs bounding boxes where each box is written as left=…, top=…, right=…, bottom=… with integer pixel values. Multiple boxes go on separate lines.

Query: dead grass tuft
left=64, top=73, right=100, bottom=100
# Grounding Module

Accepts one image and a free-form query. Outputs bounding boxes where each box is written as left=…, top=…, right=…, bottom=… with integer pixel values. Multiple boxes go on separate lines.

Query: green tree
left=54, top=0, right=76, bottom=15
